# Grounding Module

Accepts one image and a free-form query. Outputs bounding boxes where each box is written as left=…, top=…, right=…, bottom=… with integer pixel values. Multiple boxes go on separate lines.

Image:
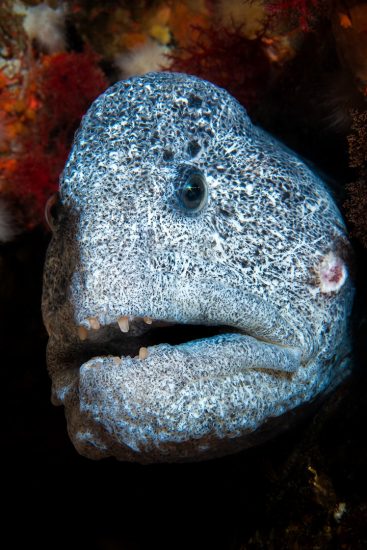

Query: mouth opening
left=76, top=322, right=243, bottom=366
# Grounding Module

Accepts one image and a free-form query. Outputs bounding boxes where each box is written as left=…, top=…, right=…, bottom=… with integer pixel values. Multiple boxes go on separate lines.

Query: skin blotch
left=318, top=252, right=347, bottom=293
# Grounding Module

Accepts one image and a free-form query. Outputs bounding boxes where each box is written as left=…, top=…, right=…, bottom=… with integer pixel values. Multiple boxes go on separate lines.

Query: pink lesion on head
left=318, top=251, right=347, bottom=293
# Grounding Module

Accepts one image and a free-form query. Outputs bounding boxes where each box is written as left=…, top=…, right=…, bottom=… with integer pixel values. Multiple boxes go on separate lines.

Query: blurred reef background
left=1, top=1, right=367, bottom=548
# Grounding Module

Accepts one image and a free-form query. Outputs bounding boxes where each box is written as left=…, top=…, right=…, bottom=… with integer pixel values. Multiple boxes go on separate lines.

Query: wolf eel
left=42, top=72, right=354, bottom=463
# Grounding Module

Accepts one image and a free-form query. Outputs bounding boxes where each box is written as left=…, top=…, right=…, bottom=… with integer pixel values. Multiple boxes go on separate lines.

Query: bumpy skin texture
left=42, top=72, right=354, bottom=463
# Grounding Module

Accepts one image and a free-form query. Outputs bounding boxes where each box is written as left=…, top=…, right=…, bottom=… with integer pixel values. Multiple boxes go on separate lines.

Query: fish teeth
left=77, top=326, right=88, bottom=341
left=88, top=317, right=100, bottom=330
left=139, top=347, right=148, bottom=360
left=117, top=316, right=129, bottom=332
left=78, top=314, right=156, bottom=339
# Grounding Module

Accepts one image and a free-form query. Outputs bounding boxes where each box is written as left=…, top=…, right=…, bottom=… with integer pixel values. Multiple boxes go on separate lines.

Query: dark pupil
left=181, top=174, right=205, bottom=209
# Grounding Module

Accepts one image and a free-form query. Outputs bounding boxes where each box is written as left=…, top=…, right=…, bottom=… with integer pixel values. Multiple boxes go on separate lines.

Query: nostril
left=45, top=192, right=60, bottom=231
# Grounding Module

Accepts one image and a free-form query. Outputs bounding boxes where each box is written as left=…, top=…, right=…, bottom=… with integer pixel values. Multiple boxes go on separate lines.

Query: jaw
left=45, top=300, right=316, bottom=462
left=78, top=332, right=304, bottom=459
left=43, top=268, right=321, bottom=462
left=48, top=340, right=316, bottom=463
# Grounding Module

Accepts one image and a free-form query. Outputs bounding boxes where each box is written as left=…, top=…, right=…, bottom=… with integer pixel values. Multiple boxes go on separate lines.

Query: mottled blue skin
left=42, top=73, right=354, bottom=462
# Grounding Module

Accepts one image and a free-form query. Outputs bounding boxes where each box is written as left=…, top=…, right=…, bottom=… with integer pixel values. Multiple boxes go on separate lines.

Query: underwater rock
left=42, top=72, right=354, bottom=463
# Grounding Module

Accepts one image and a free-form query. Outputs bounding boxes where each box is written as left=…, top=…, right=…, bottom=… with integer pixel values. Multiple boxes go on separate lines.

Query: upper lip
left=45, top=283, right=315, bottom=370
left=72, top=315, right=253, bottom=363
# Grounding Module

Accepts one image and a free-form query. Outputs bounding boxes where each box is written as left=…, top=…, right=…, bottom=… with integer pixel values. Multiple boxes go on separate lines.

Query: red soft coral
left=36, top=51, right=107, bottom=142
left=1, top=51, right=107, bottom=227
left=266, top=0, right=322, bottom=31
left=169, top=25, right=273, bottom=110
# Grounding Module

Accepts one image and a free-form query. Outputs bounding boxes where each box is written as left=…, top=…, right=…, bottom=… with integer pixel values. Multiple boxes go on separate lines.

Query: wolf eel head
left=42, top=72, right=354, bottom=463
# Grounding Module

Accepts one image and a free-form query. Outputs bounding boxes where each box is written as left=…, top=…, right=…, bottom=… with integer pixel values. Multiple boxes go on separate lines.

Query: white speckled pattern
left=42, top=72, right=354, bottom=463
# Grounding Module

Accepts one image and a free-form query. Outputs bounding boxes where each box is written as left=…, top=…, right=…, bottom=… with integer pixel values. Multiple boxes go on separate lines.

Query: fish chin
left=44, top=274, right=338, bottom=463
left=79, top=334, right=303, bottom=458
left=47, top=315, right=309, bottom=463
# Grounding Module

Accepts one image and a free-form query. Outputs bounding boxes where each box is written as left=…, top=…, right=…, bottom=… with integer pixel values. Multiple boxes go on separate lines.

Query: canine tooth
left=143, top=316, right=153, bottom=324
left=139, top=347, right=148, bottom=360
left=88, top=317, right=100, bottom=330
left=117, top=316, right=129, bottom=332
left=77, top=326, right=88, bottom=341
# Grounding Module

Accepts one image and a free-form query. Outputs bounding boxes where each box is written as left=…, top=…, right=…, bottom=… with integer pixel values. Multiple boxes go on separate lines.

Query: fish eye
left=176, top=167, right=208, bottom=214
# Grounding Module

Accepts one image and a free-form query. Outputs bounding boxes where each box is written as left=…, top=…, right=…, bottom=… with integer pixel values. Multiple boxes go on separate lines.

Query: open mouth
left=69, top=315, right=302, bottom=375
left=47, top=311, right=306, bottom=461
left=73, top=318, right=246, bottom=366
